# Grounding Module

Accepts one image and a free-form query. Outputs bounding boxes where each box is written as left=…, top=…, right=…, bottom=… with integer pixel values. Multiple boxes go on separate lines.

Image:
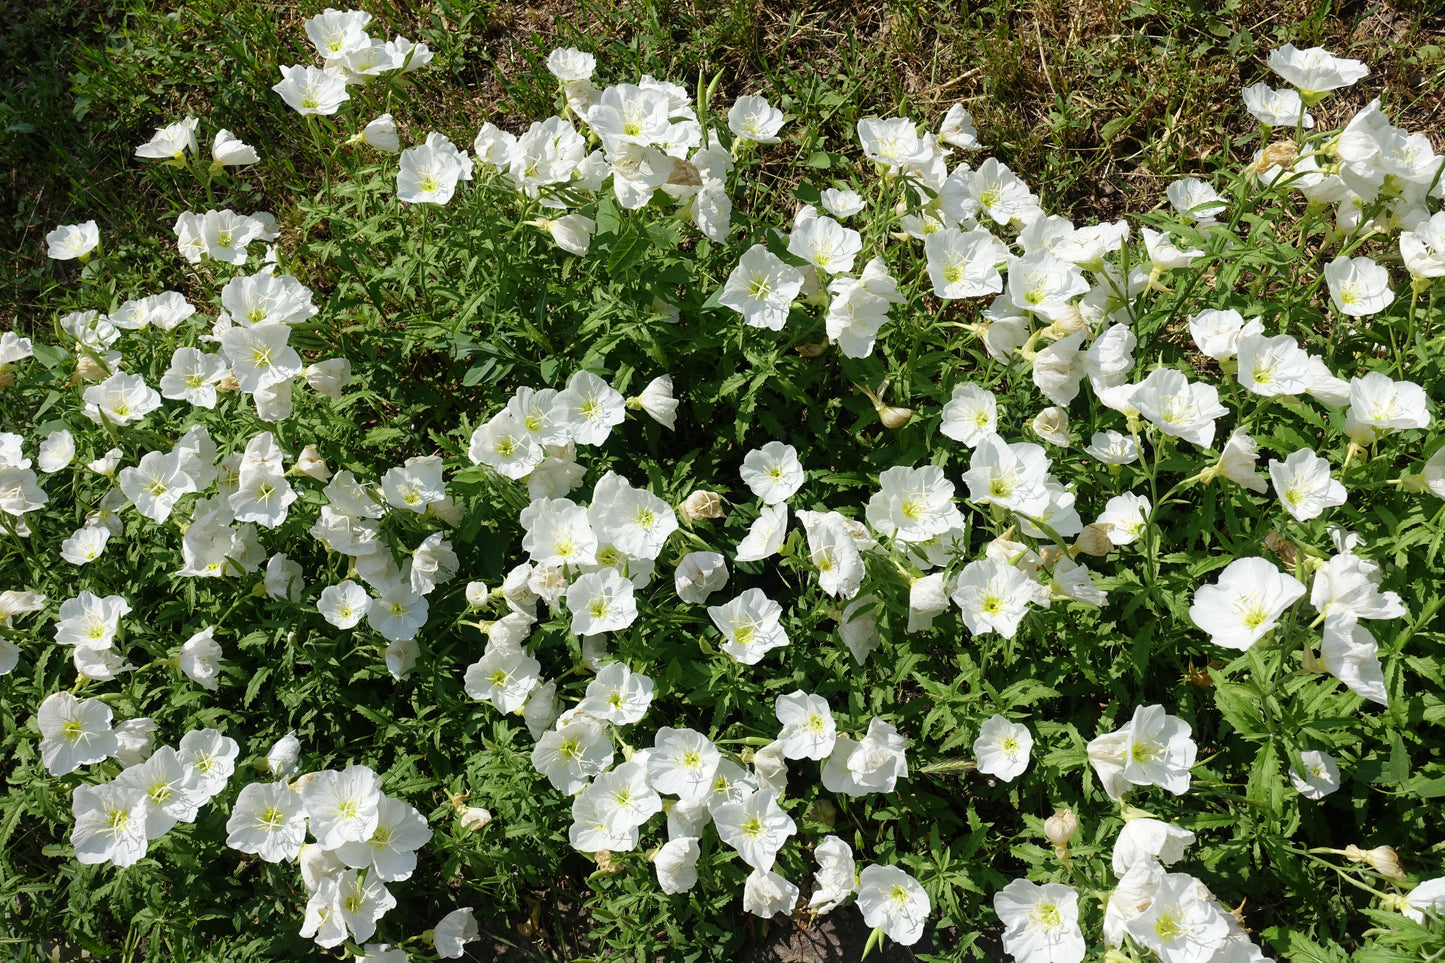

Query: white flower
left=1325, top=255, right=1394, bottom=317
left=774, top=691, right=836, bottom=761
left=950, top=558, right=1035, bottom=638
left=728, top=95, right=786, bottom=144
left=464, top=647, right=541, bottom=714
left=71, top=784, right=150, bottom=867
left=820, top=188, right=865, bottom=218
left=1269, top=448, right=1347, bottom=521
left=1269, top=44, right=1369, bottom=100
left=1242, top=83, right=1313, bottom=127
left=973, top=715, right=1033, bottom=781
left=1189, top=557, right=1306, bottom=650
left=433, top=907, right=479, bottom=959
left=707, top=588, right=789, bottom=664
left=136, top=116, right=199, bottom=160
left=533, top=715, right=613, bottom=795
left=1289, top=749, right=1341, bottom=799
left=857, top=865, right=931, bottom=946
left=547, top=47, right=595, bottom=82
left=1112, top=818, right=1196, bottom=876
left=273, top=64, right=350, bottom=115
left=994, top=879, right=1085, bottom=963
left=809, top=835, right=858, bottom=913
left=820, top=718, right=908, bottom=796
left=714, top=789, right=796, bottom=871
left=654, top=837, right=702, bottom=894
left=47, top=221, right=100, bottom=260
left=38, top=692, right=117, bottom=776
left=675, top=551, right=728, bottom=604
left=179, top=626, right=222, bottom=690
left=743, top=867, right=799, bottom=918
left=301, top=765, right=384, bottom=849
left=648, top=727, right=720, bottom=802
left=719, top=245, right=804, bottom=330
left=1087, top=705, right=1196, bottom=800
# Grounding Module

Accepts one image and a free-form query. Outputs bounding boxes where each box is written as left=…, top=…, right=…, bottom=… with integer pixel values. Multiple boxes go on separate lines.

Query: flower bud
left=460, top=807, right=493, bottom=832
left=465, top=580, right=489, bottom=609
left=796, top=341, right=829, bottom=358
left=1072, top=523, right=1114, bottom=558
left=1345, top=844, right=1406, bottom=880
left=807, top=798, right=837, bottom=829
left=1044, top=809, right=1078, bottom=852
left=1032, top=407, right=1070, bottom=447
left=877, top=405, right=914, bottom=429
left=680, top=490, right=725, bottom=520
left=75, top=354, right=108, bottom=382
left=294, top=444, right=332, bottom=481
left=1047, top=306, right=1087, bottom=335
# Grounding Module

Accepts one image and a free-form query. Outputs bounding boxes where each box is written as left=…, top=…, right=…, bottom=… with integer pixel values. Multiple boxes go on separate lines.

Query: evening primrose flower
left=71, top=784, right=150, bottom=867
left=940, top=384, right=998, bottom=447
left=743, top=867, right=800, bottom=919
left=1269, top=448, right=1347, bottom=521
left=533, top=714, right=613, bottom=795
left=1268, top=44, right=1369, bottom=103
left=951, top=558, right=1035, bottom=639
left=994, top=879, right=1085, bottom=963
left=714, top=789, right=796, bottom=871
left=787, top=210, right=861, bottom=275
left=728, top=95, right=786, bottom=144
left=397, top=142, right=466, bottom=205
left=858, top=865, right=931, bottom=946
left=735, top=504, right=788, bottom=562
left=302, top=765, right=383, bottom=849
left=707, top=588, right=789, bottom=664
left=675, top=551, right=729, bottom=604
left=273, top=64, right=350, bottom=115
left=973, top=715, right=1033, bottom=781
left=774, top=691, right=836, bottom=761
left=46, top=221, right=100, bottom=261
left=1189, top=557, right=1306, bottom=650
left=740, top=441, right=804, bottom=504
left=135, top=116, right=199, bottom=161
left=718, top=244, right=804, bottom=331
left=37, top=692, right=118, bottom=776
left=1289, top=749, right=1341, bottom=799
left=648, top=727, right=720, bottom=802
left=1325, top=255, right=1394, bottom=316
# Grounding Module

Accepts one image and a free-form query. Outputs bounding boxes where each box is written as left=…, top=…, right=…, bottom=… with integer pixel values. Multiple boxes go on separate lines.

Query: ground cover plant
left=3, top=2, right=1445, bottom=962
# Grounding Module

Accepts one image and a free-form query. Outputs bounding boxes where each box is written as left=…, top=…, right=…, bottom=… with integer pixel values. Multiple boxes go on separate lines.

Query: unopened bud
left=460, top=806, right=492, bottom=832
left=796, top=341, right=829, bottom=358
left=807, top=798, right=837, bottom=829
left=1032, top=407, right=1070, bottom=447
left=1044, top=809, right=1078, bottom=850
left=680, top=490, right=725, bottom=520
left=1073, top=523, right=1114, bottom=557
left=1399, top=472, right=1425, bottom=493
left=75, top=354, right=108, bottom=382
left=294, top=444, right=332, bottom=481
left=1345, top=844, right=1405, bottom=881
left=877, top=405, right=914, bottom=430
left=1048, top=306, right=1087, bottom=335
